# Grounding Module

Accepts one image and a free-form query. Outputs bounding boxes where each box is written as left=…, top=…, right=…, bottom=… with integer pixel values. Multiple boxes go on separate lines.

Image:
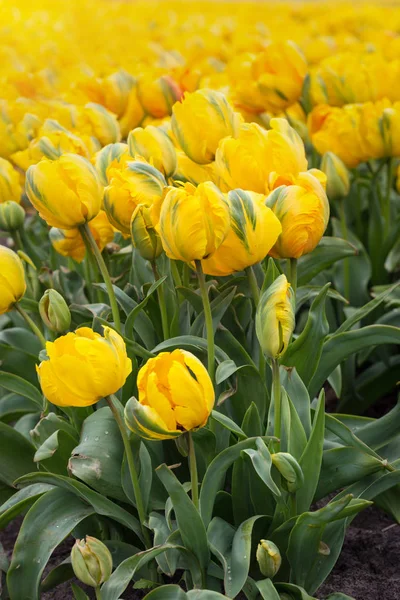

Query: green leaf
left=14, top=471, right=143, bottom=541
left=241, top=403, right=262, bottom=437
left=125, top=276, right=167, bottom=337
left=0, top=328, right=41, bottom=384
left=215, top=360, right=238, bottom=385
left=309, top=325, right=400, bottom=398
left=282, top=284, right=330, bottom=386
left=69, top=407, right=128, bottom=502
left=156, top=464, right=210, bottom=569
left=41, top=560, right=74, bottom=593
left=0, top=392, right=39, bottom=423
left=211, top=411, right=247, bottom=440
left=0, top=372, right=43, bottom=408
left=148, top=512, right=179, bottom=576
left=0, top=484, right=54, bottom=529
left=280, top=390, right=307, bottom=460
left=242, top=438, right=281, bottom=498
left=144, top=585, right=186, bottom=599
left=71, top=583, right=90, bottom=600
left=190, top=287, right=237, bottom=336
left=280, top=367, right=311, bottom=437
left=34, top=429, right=77, bottom=474
left=275, top=582, right=316, bottom=599
left=297, top=237, right=357, bottom=286
left=0, top=422, right=35, bottom=487
left=7, top=488, right=94, bottom=600
left=153, top=335, right=229, bottom=363
left=30, top=413, right=78, bottom=447
left=187, top=592, right=228, bottom=599
left=296, top=392, right=325, bottom=513
left=256, top=579, right=281, bottom=600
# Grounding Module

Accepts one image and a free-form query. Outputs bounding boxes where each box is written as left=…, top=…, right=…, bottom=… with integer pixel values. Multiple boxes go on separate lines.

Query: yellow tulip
left=359, top=99, right=400, bottom=160
left=128, top=125, right=177, bottom=177
left=153, top=181, right=230, bottom=263
left=256, top=274, right=295, bottom=360
left=0, top=245, right=26, bottom=315
left=37, top=326, right=132, bottom=407
left=202, top=189, right=282, bottom=276
left=118, top=82, right=146, bottom=137
left=171, top=89, right=242, bottom=164
left=216, top=119, right=308, bottom=193
left=0, top=100, right=41, bottom=159
left=104, top=160, right=166, bottom=236
left=320, top=152, right=350, bottom=201
left=49, top=210, right=114, bottom=263
left=93, top=143, right=131, bottom=186
left=26, top=153, right=103, bottom=229
left=71, top=537, right=112, bottom=588
left=266, top=171, right=330, bottom=259
left=0, top=158, right=22, bottom=204
left=124, top=349, right=214, bottom=440
left=137, top=74, right=183, bottom=118
left=130, top=204, right=163, bottom=261
left=173, top=151, right=217, bottom=186
left=76, top=103, right=121, bottom=147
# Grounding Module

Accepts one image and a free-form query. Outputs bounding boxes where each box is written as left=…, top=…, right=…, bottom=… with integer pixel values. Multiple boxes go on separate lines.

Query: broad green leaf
left=324, top=414, right=381, bottom=459
left=282, top=284, right=330, bottom=385
left=297, top=237, right=356, bottom=286
left=144, top=585, right=186, bottom=599
left=211, top=411, right=247, bottom=440
left=297, top=392, right=325, bottom=513
left=153, top=335, right=229, bottom=363
left=14, top=471, right=143, bottom=540
left=215, top=360, right=238, bottom=385
left=309, top=325, right=400, bottom=399
left=148, top=512, right=179, bottom=576
left=41, top=560, right=74, bottom=593
left=69, top=407, right=128, bottom=502
left=71, top=583, right=90, bottom=600
left=187, top=592, right=228, bottom=599
left=34, top=429, right=77, bottom=475
left=7, top=488, right=94, bottom=600
left=0, top=392, right=39, bottom=423
left=0, top=484, right=54, bottom=529
left=0, top=328, right=41, bottom=384
left=124, top=276, right=167, bottom=338
left=0, top=422, right=35, bottom=487
left=241, top=403, right=262, bottom=437
left=0, top=372, right=43, bottom=408
left=190, top=287, right=237, bottom=336
left=280, top=389, right=307, bottom=460
left=275, top=583, right=316, bottom=600
left=256, top=579, right=281, bottom=600
left=355, top=402, right=400, bottom=451
left=243, top=438, right=281, bottom=498
left=296, top=286, right=347, bottom=313
left=156, top=464, right=210, bottom=569
left=280, top=367, right=311, bottom=437
left=30, top=413, right=79, bottom=447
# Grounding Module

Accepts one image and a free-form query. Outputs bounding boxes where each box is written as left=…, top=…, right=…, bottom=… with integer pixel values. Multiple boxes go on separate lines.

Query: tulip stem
left=271, top=358, right=281, bottom=449
left=151, top=262, right=169, bottom=340
left=384, top=158, right=393, bottom=238
left=95, top=587, right=102, bottom=600
left=80, top=224, right=121, bottom=332
left=12, top=229, right=24, bottom=252
left=246, top=266, right=266, bottom=382
left=15, top=303, right=46, bottom=349
left=338, top=202, right=350, bottom=301
left=288, top=258, right=297, bottom=296
left=106, top=395, right=151, bottom=549
left=188, top=432, right=199, bottom=509
left=195, top=260, right=214, bottom=382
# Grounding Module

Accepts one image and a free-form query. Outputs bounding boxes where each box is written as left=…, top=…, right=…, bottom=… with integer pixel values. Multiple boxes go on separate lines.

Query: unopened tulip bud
left=39, top=289, right=71, bottom=333
left=271, top=452, right=304, bottom=492
left=130, top=204, right=162, bottom=261
left=0, top=201, right=25, bottom=231
left=256, top=275, right=295, bottom=360
left=71, top=536, right=112, bottom=588
left=256, top=540, right=282, bottom=578
left=320, top=152, right=350, bottom=201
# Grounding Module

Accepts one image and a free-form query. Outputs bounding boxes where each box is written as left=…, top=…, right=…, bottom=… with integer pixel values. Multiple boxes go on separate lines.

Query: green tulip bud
left=0, top=201, right=25, bottom=231
left=320, top=152, right=350, bottom=202
left=39, top=289, right=71, bottom=332
left=71, top=536, right=112, bottom=588
left=256, top=274, right=295, bottom=360
left=130, top=204, right=163, bottom=261
left=256, top=539, right=282, bottom=578
left=271, top=452, right=304, bottom=493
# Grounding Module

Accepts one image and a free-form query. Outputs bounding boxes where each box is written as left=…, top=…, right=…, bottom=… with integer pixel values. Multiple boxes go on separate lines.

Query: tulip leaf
left=274, top=583, right=316, bottom=600
left=296, top=392, right=325, bottom=513
left=0, top=371, right=43, bottom=409
left=30, top=412, right=79, bottom=447
left=156, top=463, right=210, bottom=569
left=14, top=471, right=143, bottom=540
left=187, top=591, right=230, bottom=599
left=124, top=276, right=168, bottom=338
left=297, top=237, right=357, bottom=286
left=69, top=407, right=128, bottom=502
left=242, top=438, right=281, bottom=498
left=153, top=335, right=230, bottom=363
left=190, top=286, right=237, bottom=336
left=7, top=488, right=94, bottom=600
left=280, top=389, right=307, bottom=460
left=280, top=367, right=312, bottom=437
left=0, top=392, right=39, bottom=423
left=0, top=328, right=41, bottom=384
left=215, top=359, right=238, bottom=384
left=144, top=585, right=187, bottom=599
left=208, top=515, right=263, bottom=598
left=0, top=422, right=35, bottom=487
left=255, top=579, right=281, bottom=600
left=148, top=512, right=180, bottom=576
left=309, top=325, right=400, bottom=399
left=40, top=560, right=74, bottom=593
left=200, top=437, right=273, bottom=527
left=282, top=283, right=330, bottom=386
left=241, top=403, right=262, bottom=437
left=354, top=402, right=400, bottom=451
left=71, top=583, right=90, bottom=600
left=34, top=429, right=77, bottom=475
left=0, top=483, right=54, bottom=529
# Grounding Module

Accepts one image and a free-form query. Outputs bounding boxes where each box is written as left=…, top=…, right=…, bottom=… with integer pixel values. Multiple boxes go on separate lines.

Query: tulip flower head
left=124, top=349, right=214, bottom=440
left=37, top=327, right=132, bottom=407
left=130, top=204, right=163, bottom=261
left=0, top=158, right=22, bottom=204
left=93, top=142, right=131, bottom=186
left=0, top=245, right=26, bottom=315
left=128, top=125, right=177, bottom=177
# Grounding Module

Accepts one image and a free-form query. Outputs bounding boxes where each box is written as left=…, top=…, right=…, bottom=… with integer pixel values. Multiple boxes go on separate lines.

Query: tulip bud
left=256, top=275, right=295, bottom=360
left=271, top=452, right=304, bottom=492
left=130, top=204, right=163, bottom=261
left=320, top=152, right=350, bottom=201
left=0, top=201, right=25, bottom=231
left=256, top=540, right=282, bottom=578
left=0, top=245, right=26, bottom=315
left=71, top=536, right=112, bottom=588
left=39, top=289, right=71, bottom=333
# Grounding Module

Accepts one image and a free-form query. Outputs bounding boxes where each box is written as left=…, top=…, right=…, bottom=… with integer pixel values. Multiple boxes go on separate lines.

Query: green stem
left=195, top=260, right=214, bottom=382
left=151, top=262, right=169, bottom=340
left=246, top=266, right=266, bottom=381
left=12, top=229, right=24, bottom=252
left=188, top=432, right=199, bottom=509
left=287, top=258, right=298, bottom=296
left=15, top=303, right=46, bottom=348
left=170, top=259, right=182, bottom=288
left=95, top=586, right=102, bottom=600
left=271, top=358, right=281, bottom=448
left=182, top=262, right=191, bottom=288
left=106, top=395, right=151, bottom=549
left=289, top=493, right=297, bottom=518
left=384, top=158, right=393, bottom=238
left=338, top=201, right=350, bottom=301
left=80, top=224, right=121, bottom=332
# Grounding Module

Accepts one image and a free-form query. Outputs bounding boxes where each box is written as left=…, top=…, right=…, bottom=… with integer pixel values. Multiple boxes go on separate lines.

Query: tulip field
left=1, top=1, right=400, bottom=599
